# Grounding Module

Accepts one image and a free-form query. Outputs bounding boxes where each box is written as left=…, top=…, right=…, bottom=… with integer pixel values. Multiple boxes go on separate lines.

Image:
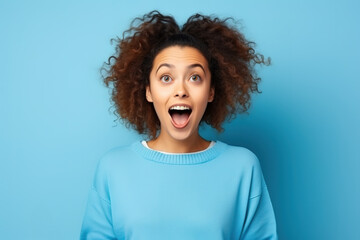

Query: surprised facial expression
left=146, top=46, right=214, bottom=142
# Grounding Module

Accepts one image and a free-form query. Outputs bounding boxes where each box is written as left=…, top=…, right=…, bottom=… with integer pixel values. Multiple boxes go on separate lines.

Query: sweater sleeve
left=240, top=176, right=278, bottom=240
left=80, top=157, right=117, bottom=240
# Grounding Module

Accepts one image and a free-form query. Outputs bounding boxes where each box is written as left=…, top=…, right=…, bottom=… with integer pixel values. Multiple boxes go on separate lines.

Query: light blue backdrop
left=1, top=0, right=359, bottom=239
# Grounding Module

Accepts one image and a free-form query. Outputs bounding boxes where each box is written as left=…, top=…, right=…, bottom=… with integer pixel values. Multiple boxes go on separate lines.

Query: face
left=146, top=46, right=214, bottom=143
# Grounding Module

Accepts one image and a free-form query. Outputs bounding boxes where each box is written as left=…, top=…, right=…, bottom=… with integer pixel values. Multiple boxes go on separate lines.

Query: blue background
left=1, top=0, right=359, bottom=239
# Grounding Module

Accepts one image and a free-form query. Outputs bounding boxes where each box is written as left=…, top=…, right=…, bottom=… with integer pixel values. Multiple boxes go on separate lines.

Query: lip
left=168, top=103, right=192, bottom=129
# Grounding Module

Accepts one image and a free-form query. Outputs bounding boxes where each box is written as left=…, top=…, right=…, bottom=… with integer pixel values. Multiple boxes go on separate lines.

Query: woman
left=80, top=10, right=277, bottom=240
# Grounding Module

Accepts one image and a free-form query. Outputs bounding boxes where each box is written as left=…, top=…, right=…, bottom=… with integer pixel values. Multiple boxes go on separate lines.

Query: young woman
left=80, top=11, right=277, bottom=240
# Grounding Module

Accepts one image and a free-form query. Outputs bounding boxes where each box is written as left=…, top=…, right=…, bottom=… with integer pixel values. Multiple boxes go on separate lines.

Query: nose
left=174, top=81, right=188, bottom=98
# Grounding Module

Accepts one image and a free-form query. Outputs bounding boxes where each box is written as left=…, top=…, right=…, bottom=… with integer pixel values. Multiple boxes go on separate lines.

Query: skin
left=146, top=46, right=214, bottom=153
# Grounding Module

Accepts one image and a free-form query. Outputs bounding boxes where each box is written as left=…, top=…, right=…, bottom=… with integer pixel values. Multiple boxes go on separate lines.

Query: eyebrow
left=155, top=63, right=207, bottom=75
left=156, top=63, right=174, bottom=74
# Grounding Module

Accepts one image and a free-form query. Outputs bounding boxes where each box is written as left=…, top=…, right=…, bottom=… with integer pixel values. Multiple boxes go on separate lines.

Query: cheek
left=150, top=91, right=169, bottom=114
left=193, top=92, right=212, bottom=113
left=194, top=87, right=212, bottom=101
left=151, top=92, right=167, bottom=106
left=148, top=82, right=165, bottom=103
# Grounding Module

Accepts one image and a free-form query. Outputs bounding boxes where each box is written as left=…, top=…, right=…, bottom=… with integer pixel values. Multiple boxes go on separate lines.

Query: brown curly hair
left=103, top=10, right=269, bottom=138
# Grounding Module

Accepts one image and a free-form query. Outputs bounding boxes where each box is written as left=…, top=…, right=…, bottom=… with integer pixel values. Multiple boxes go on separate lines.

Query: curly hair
left=103, top=10, right=269, bottom=138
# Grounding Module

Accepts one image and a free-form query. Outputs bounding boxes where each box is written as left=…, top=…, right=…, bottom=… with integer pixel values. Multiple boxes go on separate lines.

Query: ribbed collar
left=131, top=140, right=227, bottom=165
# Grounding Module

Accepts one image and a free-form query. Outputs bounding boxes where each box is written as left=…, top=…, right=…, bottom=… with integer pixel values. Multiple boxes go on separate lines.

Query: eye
left=190, top=74, right=201, bottom=82
left=160, top=75, right=172, bottom=83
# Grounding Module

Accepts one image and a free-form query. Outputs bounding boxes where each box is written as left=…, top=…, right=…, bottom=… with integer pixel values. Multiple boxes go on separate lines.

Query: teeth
left=170, top=106, right=191, bottom=111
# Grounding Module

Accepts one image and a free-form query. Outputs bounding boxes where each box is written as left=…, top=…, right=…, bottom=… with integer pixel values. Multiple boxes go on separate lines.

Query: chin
left=165, top=124, right=198, bottom=142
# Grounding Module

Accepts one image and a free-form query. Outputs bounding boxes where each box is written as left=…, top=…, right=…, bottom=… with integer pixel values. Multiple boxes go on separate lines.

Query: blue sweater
left=80, top=141, right=277, bottom=239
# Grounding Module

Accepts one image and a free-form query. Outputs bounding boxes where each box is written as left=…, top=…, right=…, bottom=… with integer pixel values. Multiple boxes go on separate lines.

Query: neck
left=147, top=132, right=210, bottom=153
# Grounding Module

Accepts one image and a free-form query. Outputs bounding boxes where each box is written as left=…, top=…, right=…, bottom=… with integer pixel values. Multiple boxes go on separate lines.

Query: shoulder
left=91, top=142, right=140, bottom=192
left=93, top=142, right=139, bottom=180
left=218, top=141, right=267, bottom=198
left=218, top=141, right=261, bottom=169
left=97, top=142, right=138, bottom=167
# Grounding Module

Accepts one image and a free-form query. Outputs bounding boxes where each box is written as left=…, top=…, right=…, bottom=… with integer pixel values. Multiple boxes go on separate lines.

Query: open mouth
left=168, top=105, right=192, bottom=128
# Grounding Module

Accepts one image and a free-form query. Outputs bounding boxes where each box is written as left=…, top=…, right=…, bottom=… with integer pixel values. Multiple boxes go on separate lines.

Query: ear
left=208, top=87, right=215, bottom=102
left=146, top=85, right=153, bottom=102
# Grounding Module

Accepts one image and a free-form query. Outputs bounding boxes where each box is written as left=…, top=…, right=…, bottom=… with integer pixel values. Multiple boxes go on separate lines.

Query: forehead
left=152, top=46, right=209, bottom=68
